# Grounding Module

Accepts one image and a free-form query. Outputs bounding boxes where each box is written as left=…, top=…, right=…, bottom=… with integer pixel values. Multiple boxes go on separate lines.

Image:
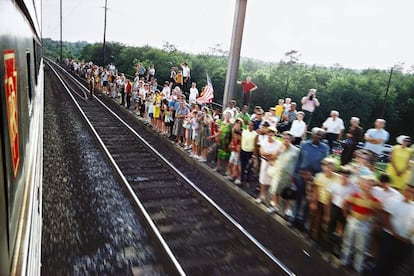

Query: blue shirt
left=294, top=140, right=329, bottom=176
left=364, top=128, right=389, bottom=155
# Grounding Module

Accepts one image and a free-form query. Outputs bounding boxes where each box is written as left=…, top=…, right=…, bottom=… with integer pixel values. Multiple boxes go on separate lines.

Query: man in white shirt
left=373, top=184, right=414, bottom=275
left=181, top=62, right=191, bottom=93
left=322, top=110, right=345, bottom=153
left=372, top=174, right=403, bottom=205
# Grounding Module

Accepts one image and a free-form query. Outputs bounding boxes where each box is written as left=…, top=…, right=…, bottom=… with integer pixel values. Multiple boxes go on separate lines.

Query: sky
left=42, top=0, right=414, bottom=70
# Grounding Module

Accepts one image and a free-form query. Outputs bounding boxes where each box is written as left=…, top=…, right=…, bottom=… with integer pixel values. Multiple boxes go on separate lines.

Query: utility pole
left=381, top=67, right=394, bottom=118
left=60, top=0, right=62, bottom=63
left=222, top=0, right=247, bottom=112
left=102, top=0, right=108, bottom=66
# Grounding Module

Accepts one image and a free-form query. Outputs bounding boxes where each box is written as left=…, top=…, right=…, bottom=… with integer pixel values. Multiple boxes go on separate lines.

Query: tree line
left=42, top=38, right=414, bottom=141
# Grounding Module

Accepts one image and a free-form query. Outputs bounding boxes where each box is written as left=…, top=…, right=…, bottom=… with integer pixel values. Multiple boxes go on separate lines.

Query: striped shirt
left=345, top=192, right=381, bottom=221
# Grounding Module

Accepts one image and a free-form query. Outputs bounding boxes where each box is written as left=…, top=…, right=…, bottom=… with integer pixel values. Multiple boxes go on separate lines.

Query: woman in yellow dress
left=386, top=135, right=412, bottom=190
left=153, top=91, right=162, bottom=131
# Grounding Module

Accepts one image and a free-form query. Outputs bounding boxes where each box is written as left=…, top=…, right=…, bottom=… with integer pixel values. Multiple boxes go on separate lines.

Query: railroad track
left=45, top=60, right=294, bottom=275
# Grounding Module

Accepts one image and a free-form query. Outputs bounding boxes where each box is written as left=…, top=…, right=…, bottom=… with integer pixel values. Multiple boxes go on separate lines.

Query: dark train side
left=0, top=0, right=43, bottom=275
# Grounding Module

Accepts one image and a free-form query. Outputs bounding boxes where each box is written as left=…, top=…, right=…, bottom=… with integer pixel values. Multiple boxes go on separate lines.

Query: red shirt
left=345, top=192, right=381, bottom=221
left=241, top=81, right=256, bottom=93
left=125, top=82, right=132, bottom=94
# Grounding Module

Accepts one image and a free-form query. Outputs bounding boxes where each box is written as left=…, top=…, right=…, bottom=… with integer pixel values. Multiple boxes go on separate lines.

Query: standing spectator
left=373, top=184, right=414, bottom=276
left=188, top=82, right=199, bottom=104
left=322, top=110, right=345, bottom=153
left=372, top=174, right=403, bottom=205
left=292, top=127, right=329, bottom=232
left=163, top=106, right=172, bottom=136
left=148, top=64, right=155, bottom=80
left=256, top=126, right=282, bottom=204
left=125, top=79, right=132, bottom=109
left=237, top=76, right=258, bottom=107
left=102, top=68, right=109, bottom=95
left=340, top=117, right=364, bottom=165
left=309, top=157, right=341, bottom=244
left=235, top=105, right=251, bottom=129
left=268, top=131, right=299, bottom=215
left=267, top=107, right=279, bottom=127
left=301, top=88, right=320, bottom=126
left=326, top=166, right=356, bottom=255
left=173, top=99, right=190, bottom=145
left=212, top=110, right=233, bottom=173
left=386, top=135, right=412, bottom=191
left=190, top=110, right=201, bottom=159
left=181, top=62, right=191, bottom=94
left=289, top=111, right=307, bottom=145
left=349, top=150, right=376, bottom=184
left=161, top=81, right=171, bottom=99
left=118, top=74, right=126, bottom=106
left=363, top=118, right=389, bottom=162
left=169, top=67, right=177, bottom=89
left=240, top=121, right=258, bottom=185
left=228, top=126, right=243, bottom=184
left=341, top=175, right=382, bottom=274
left=274, top=98, right=285, bottom=122
left=88, top=72, right=95, bottom=100
left=153, top=90, right=162, bottom=131
left=277, top=102, right=297, bottom=133
left=252, top=109, right=264, bottom=130
left=175, top=71, right=183, bottom=91
left=283, top=98, right=292, bottom=115
left=369, top=174, right=404, bottom=264
left=137, top=63, right=146, bottom=79
left=198, top=107, right=213, bottom=162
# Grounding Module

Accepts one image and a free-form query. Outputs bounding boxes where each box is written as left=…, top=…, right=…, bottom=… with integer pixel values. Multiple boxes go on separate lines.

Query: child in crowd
left=274, top=98, right=285, bottom=121
left=163, top=105, right=171, bottom=136
left=228, top=129, right=242, bottom=184
left=190, top=110, right=201, bottom=159
left=283, top=97, right=291, bottom=115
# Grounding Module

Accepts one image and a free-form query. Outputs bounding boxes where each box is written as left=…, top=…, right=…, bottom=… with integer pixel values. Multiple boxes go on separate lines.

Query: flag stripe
left=196, top=71, right=214, bottom=104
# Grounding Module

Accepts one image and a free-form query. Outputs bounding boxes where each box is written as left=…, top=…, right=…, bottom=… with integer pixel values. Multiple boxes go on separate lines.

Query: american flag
left=196, top=71, right=214, bottom=104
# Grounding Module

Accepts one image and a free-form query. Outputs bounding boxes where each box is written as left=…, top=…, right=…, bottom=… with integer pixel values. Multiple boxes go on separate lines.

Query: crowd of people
left=65, top=57, right=414, bottom=275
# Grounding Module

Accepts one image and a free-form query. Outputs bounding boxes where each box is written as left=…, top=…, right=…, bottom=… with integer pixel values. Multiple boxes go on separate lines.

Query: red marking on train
left=4, top=49, right=19, bottom=177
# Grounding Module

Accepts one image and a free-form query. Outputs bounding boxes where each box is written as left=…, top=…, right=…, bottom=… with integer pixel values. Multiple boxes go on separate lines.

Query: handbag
left=182, top=119, right=191, bottom=129
left=266, top=160, right=278, bottom=177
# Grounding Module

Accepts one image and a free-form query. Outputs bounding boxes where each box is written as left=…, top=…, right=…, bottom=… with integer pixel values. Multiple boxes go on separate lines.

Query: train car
left=0, top=0, right=43, bottom=275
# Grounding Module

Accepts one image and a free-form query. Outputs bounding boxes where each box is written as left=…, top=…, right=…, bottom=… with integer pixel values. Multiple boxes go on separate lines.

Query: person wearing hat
left=309, top=157, right=341, bottom=243
left=386, top=135, right=412, bottom=191
left=373, top=183, right=414, bottom=275
left=341, top=175, right=382, bottom=274
left=256, top=125, right=282, bottom=204
left=268, top=131, right=299, bottom=216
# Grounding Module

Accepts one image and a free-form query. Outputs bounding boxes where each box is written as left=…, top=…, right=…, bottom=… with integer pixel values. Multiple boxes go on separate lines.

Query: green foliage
left=42, top=38, right=414, bottom=140
left=42, top=38, right=88, bottom=61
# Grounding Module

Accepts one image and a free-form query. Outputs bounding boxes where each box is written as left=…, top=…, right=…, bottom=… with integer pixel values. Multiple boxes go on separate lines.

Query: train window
left=26, top=50, right=33, bottom=102
left=33, top=39, right=39, bottom=85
